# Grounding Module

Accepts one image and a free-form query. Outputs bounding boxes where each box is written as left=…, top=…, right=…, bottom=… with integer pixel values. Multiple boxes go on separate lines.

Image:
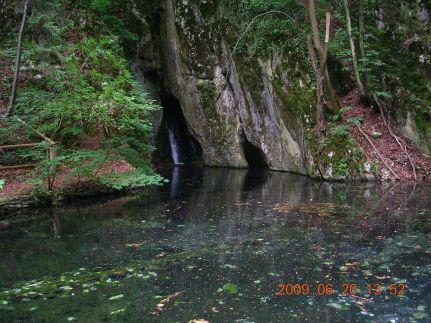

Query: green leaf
left=222, top=283, right=238, bottom=294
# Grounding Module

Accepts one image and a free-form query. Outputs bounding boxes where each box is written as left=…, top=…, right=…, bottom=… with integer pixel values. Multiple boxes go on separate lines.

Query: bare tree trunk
left=358, top=0, right=366, bottom=59
left=6, top=0, right=30, bottom=118
left=307, top=38, right=323, bottom=137
left=48, top=146, right=58, bottom=191
left=307, top=0, right=339, bottom=112
left=343, top=0, right=365, bottom=98
left=307, top=12, right=331, bottom=137
left=358, top=0, right=367, bottom=88
left=308, top=0, right=322, bottom=50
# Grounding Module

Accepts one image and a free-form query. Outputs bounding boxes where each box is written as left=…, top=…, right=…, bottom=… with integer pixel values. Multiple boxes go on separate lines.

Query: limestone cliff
left=130, top=0, right=314, bottom=173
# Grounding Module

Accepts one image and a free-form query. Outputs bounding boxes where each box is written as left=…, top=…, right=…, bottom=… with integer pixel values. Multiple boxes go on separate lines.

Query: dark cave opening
left=155, top=90, right=202, bottom=165
left=242, top=136, right=268, bottom=169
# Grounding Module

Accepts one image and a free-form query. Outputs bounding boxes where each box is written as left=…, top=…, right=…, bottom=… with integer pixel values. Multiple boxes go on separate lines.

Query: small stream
left=0, top=168, right=430, bottom=322
left=167, top=125, right=182, bottom=165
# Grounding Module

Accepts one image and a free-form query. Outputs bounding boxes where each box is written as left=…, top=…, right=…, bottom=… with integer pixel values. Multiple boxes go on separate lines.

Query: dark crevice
left=242, top=134, right=268, bottom=169
left=155, top=90, right=202, bottom=165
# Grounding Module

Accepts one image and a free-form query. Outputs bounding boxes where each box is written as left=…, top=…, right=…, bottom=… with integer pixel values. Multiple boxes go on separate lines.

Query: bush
left=1, top=0, right=165, bottom=192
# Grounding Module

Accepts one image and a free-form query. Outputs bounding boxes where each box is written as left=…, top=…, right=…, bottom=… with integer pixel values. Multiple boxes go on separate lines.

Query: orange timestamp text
left=277, top=283, right=406, bottom=296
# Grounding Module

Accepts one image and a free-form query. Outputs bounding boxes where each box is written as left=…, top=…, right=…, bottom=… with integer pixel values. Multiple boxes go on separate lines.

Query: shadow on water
left=0, top=168, right=430, bottom=322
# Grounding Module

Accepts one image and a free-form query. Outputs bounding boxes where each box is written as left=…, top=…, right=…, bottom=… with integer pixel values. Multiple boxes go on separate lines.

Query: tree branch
left=356, top=124, right=400, bottom=180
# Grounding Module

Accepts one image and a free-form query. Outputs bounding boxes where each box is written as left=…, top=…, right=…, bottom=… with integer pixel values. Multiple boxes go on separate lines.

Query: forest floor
left=341, top=89, right=431, bottom=181
left=0, top=57, right=137, bottom=208
left=0, top=160, right=134, bottom=208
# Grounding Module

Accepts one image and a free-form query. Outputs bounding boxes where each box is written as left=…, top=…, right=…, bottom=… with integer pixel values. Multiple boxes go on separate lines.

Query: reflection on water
left=0, top=168, right=430, bottom=322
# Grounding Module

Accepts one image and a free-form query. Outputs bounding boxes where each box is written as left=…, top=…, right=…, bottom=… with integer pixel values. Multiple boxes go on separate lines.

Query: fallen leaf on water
left=156, top=252, right=166, bottom=258
left=223, top=264, right=237, bottom=269
left=211, top=307, right=219, bottom=313
left=156, top=291, right=185, bottom=312
left=126, top=241, right=146, bottom=249
left=327, top=302, right=347, bottom=311
left=375, top=275, right=391, bottom=280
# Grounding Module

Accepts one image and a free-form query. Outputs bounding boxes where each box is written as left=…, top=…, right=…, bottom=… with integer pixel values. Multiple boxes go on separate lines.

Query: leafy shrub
left=2, top=1, right=165, bottom=193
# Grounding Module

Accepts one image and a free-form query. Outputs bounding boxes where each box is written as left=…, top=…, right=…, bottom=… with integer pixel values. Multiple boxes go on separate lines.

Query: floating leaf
left=327, top=302, right=347, bottom=311
left=223, top=283, right=238, bottom=294
left=109, top=294, right=124, bottom=301
left=412, top=312, right=428, bottom=320
left=110, top=308, right=126, bottom=315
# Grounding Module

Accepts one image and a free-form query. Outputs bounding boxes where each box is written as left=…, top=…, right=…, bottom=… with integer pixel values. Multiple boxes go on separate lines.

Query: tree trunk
left=343, top=0, right=365, bottom=98
left=358, top=0, right=366, bottom=59
left=6, top=0, right=30, bottom=117
left=307, top=38, right=324, bottom=137
left=308, top=0, right=322, bottom=51
left=48, top=146, right=58, bottom=191
left=307, top=13, right=331, bottom=137
left=307, top=0, right=339, bottom=112
left=358, top=0, right=367, bottom=87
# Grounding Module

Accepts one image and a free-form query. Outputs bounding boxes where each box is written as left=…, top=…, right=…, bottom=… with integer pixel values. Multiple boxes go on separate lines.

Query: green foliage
left=331, top=125, right=351, bottom=138
left=0, top=179, right=5, bottom=191
left=332, top=0, right=430, bottom=124
left=89, top=0, right=112, bottom=13
left=222, top=283, right=239, bottom=294
left=1, top=0, right=164, bottom=193
left=347, top=116, right=364, bottom=126
left=320, top=124, right=365, bottom=179
left=100, top=170, right=168, bottom=190
left=77, top=0, right=138, bottom=42
left=220, top=0, right=309, bottom=58
left=331, top=106, right=352, bottom=122
left=370, top=162, right=378, bottom=176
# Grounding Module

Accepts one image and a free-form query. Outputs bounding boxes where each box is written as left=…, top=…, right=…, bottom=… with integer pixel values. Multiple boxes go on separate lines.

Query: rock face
left=398, top=112, right=431, bottom=155
left=131, top=0, right=314, bottom=173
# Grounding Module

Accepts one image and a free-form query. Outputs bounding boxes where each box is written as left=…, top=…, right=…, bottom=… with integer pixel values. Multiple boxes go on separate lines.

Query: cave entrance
left=242, top=135, right=268, bottom=169
left=155, top=90, right=202, bottom=165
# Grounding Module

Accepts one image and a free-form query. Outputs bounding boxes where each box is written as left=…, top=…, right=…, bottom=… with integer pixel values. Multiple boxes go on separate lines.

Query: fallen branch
left=372, top=92, right=417, bottom=180
left=0, top=143, right=40, bottom=150
left=356, top=124, right=400, bottom=180
left=15, top=117, right=55, bottom=145
left=0, top=164, right=36, bottom=170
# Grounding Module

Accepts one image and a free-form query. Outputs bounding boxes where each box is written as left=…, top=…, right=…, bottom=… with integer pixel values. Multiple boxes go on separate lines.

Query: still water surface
left=0, top=168, right=430, bottom=322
